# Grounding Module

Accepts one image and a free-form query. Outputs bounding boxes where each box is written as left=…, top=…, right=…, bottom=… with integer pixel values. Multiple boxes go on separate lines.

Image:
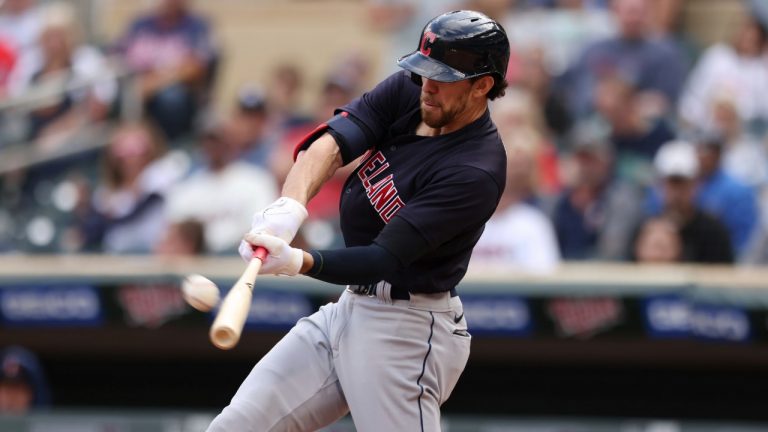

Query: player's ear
left=471, top=75, right=495, bottom=99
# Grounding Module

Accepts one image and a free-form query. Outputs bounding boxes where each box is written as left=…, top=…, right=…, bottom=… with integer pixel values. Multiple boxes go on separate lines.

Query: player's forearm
left=300, top=245, right=402, bottom=285
left=297, top=215, right=431, bottom=280
left=282, top=133, right=343, bottom=205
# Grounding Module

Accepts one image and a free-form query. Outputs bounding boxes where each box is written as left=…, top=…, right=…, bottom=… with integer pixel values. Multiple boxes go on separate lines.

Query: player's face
left=419, top=78, right=473, bottom=130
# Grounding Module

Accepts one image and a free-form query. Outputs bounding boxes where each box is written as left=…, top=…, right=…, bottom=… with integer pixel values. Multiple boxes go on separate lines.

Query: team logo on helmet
left=420, top=31, right=437, bottom=56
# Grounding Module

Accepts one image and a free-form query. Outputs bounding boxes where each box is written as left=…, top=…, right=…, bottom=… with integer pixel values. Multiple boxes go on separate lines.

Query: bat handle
left=252, top=246, right=268, bottom=262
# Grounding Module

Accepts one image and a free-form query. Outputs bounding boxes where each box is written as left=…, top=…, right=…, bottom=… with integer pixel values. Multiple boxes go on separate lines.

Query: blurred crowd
left=1, top=0, right=768, bottom=272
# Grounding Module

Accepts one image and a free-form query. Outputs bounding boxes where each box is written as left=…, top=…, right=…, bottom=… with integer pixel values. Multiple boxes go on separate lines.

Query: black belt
left=348, top=283, right=457, bottom=300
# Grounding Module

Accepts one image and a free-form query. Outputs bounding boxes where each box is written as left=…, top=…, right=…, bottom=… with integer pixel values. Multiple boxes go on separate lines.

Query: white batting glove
left=243, top=232, right=304, bottom=276
left=238, top=197, right=308, bottom=262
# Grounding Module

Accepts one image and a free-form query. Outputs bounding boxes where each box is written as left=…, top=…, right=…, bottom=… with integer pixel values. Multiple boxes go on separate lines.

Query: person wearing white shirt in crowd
left=706, top=95, right=768, bottom=190
left=6, top=1, right=116, bottom=142
left=165, top=117, right=278, bottom=254
left=0, top=0, right=42, bottom=52
left=679, top=0, right=768, bottom=135
left=470, top=136, right=561, bottom=274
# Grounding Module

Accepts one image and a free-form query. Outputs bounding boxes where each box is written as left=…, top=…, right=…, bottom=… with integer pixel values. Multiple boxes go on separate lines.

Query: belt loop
left=376, top=281, right=393, bottom=304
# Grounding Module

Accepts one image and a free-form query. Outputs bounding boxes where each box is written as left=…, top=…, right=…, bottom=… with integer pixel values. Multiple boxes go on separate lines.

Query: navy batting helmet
left=397, top=10, right=510, bottom=83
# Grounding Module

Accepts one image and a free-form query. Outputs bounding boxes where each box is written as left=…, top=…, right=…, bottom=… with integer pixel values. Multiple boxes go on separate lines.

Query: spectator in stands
left=504, top=0, right=616, bottom=78
left=491, top=88, right=560, bottom=197
left=116, top=0, right=217, bottom=140
left=0, top=346, right=50, bottom=414
left=645, top=140, right=733, bottom=263
left=153, top=218, right=205, bottom=256
left=165, top=118, right=278, bottom=254
left=631, top=216, right=682, bottom=263
left=0, top=36, right=15, bottom=99
left=366, top=0, right=459, bottom=79
left=79, top=121, right=183, bottom=253
left=0, top=0, right=36, bottom=143
left=552, top=122, right=645, bottom=260
left=679, top=0, right=768, bottom=137
left=0, top=0, right=42, bottom=52
left=508, top=47, right=573, bottom=141
left=692, top=132, right=759, bottom=258
left=231, top=86, right=276, bottom=169
left=558, top=0, right=688, bottom=118
left=646, top=0, right=686, bottom=39
left=7, top=1, right=117, bottom=144
left=592, top=73, right=675, bottom=183
left=709, top=94, right=768, bottom=190
left=742, top=209, right=768, bottom=265
left=471, top=135, right=561, bottom=273
left=264, top=63, right=312, bottom=131
left=0, top=0, right=26, bottom=98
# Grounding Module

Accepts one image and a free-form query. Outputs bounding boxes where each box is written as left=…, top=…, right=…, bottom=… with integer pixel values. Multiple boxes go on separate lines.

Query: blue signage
left=689, top=304, right=750, bottom=342
left=0, top=285, right=103, bottom=326
left=643, top=295, right=690, bottom=338
left=461, top=295, right=532, bottom=336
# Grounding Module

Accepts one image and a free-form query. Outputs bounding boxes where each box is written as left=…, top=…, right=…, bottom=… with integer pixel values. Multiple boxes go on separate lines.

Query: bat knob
left=252, top=246, right=268, bottom=261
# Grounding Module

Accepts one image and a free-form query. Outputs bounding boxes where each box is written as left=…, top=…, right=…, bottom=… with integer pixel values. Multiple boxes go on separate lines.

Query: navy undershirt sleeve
left=373, top=215, right=430, bottom=267
left=305, top=216, right=431, bottom=285
left=306, top=245, right=399, bottom=285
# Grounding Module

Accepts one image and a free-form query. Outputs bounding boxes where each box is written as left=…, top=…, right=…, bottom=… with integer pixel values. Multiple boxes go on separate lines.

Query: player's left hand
left=237, top=197, right=308, bottom=263
left=243, top=232, right=303, bottom=276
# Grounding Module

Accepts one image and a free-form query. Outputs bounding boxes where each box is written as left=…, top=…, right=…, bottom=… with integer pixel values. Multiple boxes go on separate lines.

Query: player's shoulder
left=435, top=115, right=506, bottom=190
left=380, top=70, right=416, bottom=86
left=343, top=71, right=421, bottom=131
left=444, top=110, right=504, bottom=151
left=458, top=111, right=506, bottom=156
left=376, top=70, right=421, bottom=99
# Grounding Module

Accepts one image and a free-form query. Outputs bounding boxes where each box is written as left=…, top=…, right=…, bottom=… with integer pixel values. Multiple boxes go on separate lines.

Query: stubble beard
left=420, top=93, right=468, bottom=129
left=421, top=106, right=450, bottom=129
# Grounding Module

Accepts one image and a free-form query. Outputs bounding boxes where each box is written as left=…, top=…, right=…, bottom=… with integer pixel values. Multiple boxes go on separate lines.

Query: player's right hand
left=243, top=232, right=303, bottom=276
left=238, top=197, right=308, bottom=262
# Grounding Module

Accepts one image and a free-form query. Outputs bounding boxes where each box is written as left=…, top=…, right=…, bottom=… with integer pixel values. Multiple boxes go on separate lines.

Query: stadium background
left=2, top=0, right=768, bottom=431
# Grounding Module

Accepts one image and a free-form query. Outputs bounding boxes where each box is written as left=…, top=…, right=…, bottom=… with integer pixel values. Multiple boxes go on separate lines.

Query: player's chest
left=341, top=137, right=441, bottom=222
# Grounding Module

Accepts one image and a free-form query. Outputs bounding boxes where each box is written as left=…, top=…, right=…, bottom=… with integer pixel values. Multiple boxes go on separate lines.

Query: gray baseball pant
left=206, top=287, right=471, bottom=431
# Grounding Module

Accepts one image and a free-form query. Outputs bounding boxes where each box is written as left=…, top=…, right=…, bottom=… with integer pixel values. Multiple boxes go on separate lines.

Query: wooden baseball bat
left=209, top=247, right=268, bottom=350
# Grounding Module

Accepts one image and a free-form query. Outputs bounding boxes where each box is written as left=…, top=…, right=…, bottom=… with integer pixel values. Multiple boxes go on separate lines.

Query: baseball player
left=207, top=10, right=510, bottom=432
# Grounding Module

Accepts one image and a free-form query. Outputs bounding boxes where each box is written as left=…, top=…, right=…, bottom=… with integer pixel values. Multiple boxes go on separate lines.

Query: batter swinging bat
left=210, top=247, right=268, bottom=350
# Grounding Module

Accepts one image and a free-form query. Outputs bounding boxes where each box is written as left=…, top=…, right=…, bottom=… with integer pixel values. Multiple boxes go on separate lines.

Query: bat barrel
left=209, top=247, right=267, bottom=350
left=209, top=275, right=256, bottom=350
